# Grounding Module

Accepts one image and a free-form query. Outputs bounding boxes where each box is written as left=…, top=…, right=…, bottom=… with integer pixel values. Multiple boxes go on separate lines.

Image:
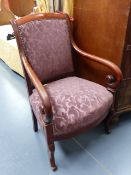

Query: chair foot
left=32, top=112, right=38, bottom=132
left=33, top=126, right=38, bottom=132
left=105, top=125, right=112, bottom=134
left=44, top=123, right=57, bottom=171
left=52, top=165, right=57, bottom=171
left=48, top=143, right=57, bottom=171
left=104, top=110, right=114, bottom=134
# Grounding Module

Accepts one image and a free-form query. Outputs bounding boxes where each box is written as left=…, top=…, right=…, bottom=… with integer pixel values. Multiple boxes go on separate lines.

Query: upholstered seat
left=30, top=76, right=113, bottom=136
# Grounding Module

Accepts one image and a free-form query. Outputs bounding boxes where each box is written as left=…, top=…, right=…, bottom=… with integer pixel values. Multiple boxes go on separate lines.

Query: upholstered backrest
left=18, top=16, right=74, bottom=82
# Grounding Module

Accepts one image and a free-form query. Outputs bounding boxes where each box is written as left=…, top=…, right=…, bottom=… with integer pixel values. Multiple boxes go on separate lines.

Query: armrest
left=72, top=40, right=123, bottom=92
left=22, top=55, right=53, bottom=124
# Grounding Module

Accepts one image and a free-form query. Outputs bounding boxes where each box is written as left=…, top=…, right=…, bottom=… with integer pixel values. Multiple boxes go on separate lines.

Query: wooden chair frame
left=11, top=13, right=123, bottom=171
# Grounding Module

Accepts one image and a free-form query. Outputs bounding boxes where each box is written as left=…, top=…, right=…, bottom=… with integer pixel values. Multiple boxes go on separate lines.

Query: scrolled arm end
left=72, top=39, right=123, bottom=92
left=106, top=75, right=119, bottom=93
left=40, top=105, right=53, bottom=124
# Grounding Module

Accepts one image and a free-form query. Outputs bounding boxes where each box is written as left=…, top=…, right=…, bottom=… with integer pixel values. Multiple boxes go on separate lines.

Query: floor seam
left=73, top=138, right=113, bottom=175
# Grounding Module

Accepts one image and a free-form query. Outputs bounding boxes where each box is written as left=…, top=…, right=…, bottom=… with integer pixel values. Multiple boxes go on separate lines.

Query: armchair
left=11, top=13, right=122, bottom=171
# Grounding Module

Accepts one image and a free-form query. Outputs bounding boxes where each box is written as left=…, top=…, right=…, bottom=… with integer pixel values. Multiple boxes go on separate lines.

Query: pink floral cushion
left=30, top=77, right=113, bottom=136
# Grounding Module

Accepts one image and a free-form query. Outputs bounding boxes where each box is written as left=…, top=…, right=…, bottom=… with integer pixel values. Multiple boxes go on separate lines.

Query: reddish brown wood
left=16, top=12, right=67, bottom=25
left=71, top=40, right=122, bottom=133
left=73, top=0, right=131, bottom=114
left=23, top=66, right=38, bottom=132
left=22, top=57, right=53, bottom=123
left=74, top=0, right=130, bottom=66
left=72, top=40, right=123, bottom=91
left=44, top=123, right=57, bottom=171
left=10, top=13, right=123, bottom=171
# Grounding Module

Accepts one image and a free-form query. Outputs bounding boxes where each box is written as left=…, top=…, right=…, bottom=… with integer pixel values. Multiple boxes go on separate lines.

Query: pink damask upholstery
left=30, top=76, right=113, bottom=136
left=18, top=19, right=74, bottom=82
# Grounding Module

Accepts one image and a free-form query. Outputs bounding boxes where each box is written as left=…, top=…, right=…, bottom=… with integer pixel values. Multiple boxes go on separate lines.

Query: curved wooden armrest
left=72, top=40, right=123, bottom=92
left=22, top=55, right=53, bottom=124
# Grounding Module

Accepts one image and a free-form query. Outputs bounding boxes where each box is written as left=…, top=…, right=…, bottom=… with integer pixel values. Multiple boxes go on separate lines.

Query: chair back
left=11, top=13, right=74, bottom=82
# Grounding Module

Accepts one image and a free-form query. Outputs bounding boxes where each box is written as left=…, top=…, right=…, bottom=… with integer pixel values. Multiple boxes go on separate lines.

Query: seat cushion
left=30, top=77, right=113, bottom=136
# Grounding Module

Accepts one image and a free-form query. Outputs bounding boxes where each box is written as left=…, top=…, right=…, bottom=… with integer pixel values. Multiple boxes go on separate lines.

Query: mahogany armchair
left=11, top=13, right=122, bottom=171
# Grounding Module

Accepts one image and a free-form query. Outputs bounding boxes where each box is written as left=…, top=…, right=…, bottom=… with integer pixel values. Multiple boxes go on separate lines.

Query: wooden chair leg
left=48, top=143, right=57, bottom=171
left=31, top=110, right=38, bottom=132
left=44, top=123, right=57, bottom=171
left=111, top=114, right=120, bottom=124
left=104, top=110, right=114, bottom=134
left=105, top=118, right=112, bottom=134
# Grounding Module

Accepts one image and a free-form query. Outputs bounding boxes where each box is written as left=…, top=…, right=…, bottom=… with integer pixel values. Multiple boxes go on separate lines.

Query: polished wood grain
left=73, top=0, right=131, bottom=113
left=74, top=0, right=130, bottom=65
left=73, top=0, right=130, bottom=85
left=72, top=40, right=123, bottom=90
left=16, top=12, right=67, bottom=25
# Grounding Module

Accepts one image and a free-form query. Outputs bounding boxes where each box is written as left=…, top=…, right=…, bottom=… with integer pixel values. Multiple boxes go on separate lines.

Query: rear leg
left=104, top=110, right=114, bottom=134
left=31, top=110, right=38, bottom=132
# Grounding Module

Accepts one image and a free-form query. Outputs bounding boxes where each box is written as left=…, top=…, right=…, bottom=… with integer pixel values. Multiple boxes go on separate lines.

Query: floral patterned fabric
left=18, top=19, right=74, bottom=82
left=30, top=77, right=113, bottom=136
